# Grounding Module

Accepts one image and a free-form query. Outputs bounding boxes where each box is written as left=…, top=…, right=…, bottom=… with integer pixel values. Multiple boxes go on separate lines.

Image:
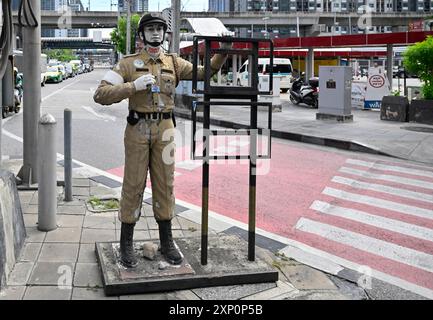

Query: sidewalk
left=174, top=97, right=433, bottom=166
left=0, top=159, right=367, bottom=300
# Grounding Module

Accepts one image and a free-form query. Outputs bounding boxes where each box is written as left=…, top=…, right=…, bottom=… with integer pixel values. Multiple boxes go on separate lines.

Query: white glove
left=219, top=31, right=234, bottom=50
left=134, top=74, right=156, bottom=91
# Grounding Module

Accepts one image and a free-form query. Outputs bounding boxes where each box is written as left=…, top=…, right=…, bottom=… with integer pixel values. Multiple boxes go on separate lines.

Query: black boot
left=119, top=222, right=138, bottom=268
left=158, top=220, right=183, bottom=265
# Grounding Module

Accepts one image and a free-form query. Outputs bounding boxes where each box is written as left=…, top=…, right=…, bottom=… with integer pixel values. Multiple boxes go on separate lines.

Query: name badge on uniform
left=134, top=59, right=144, bottom=69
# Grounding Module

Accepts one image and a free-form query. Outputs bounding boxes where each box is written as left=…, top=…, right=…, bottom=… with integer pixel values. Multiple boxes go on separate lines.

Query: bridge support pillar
left=386, top=44, right=393, bottom=89
left=305, top=47, right=314, bottom=82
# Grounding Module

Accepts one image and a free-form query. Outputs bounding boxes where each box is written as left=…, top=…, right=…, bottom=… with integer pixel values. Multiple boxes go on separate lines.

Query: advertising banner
left=364, top=66, right=391, bottom=110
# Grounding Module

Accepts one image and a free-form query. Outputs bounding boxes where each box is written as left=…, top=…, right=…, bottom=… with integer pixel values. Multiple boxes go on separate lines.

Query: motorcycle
left=289, top=74, right=319, bottom=108
left=14, top=72, right=23, bottom=113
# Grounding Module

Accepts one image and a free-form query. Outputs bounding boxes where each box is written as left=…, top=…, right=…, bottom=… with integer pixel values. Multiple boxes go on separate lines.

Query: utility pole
left=171, top=0, right=180, bottom=54
left=18, top=0, right=41, bottom=186
left=126, top=0, right=131, bottom=55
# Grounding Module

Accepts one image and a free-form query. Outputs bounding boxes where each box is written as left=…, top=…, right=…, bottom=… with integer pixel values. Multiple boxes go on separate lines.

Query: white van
left=236, top=58, right=293, bottom=92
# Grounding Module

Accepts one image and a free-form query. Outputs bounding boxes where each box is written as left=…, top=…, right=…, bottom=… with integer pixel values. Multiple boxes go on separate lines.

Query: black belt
left=127, top=110, right=175, bottom=126
left=133, top=111, right=172, bottom=120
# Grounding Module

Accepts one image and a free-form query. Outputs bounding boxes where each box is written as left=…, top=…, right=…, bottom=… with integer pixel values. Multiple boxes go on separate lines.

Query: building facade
left=209, top=0, right=433, bottom=12
left=118, top=0, right=149, bottom=12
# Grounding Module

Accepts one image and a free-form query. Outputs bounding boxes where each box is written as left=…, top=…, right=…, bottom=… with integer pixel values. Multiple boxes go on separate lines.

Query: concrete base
left=96, top=234, right=278, bottom=296
left=316, top=113, right=354, bottom=122
left=0, top=170, right=26, bottom=289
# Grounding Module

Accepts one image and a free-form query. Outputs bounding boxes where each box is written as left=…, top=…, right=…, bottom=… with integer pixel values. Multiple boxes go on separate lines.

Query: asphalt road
left=2, top=69, right=432, bottom=300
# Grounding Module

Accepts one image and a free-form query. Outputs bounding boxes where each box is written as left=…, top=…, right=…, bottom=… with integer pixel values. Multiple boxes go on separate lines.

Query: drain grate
left=402, top=126, right=433, bottom=133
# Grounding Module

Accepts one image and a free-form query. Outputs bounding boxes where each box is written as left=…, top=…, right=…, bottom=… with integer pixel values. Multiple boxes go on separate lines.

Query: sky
left=88, top=0, right=208, bottom=12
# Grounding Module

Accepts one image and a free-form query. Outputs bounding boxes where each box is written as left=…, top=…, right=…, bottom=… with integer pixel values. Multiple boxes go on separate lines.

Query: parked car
left=45, top=66, right=64, bottom=83
left=70, top=60, right=84, bottom=74
left=64, top=63, right=75, bottom=78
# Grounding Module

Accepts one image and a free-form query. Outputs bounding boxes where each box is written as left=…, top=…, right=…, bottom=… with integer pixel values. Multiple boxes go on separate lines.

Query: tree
left=44, top=49, right=77, bottom=62
left=110, top=14, right=141, bottom=55
left=403, top=36, right=433, bottom=100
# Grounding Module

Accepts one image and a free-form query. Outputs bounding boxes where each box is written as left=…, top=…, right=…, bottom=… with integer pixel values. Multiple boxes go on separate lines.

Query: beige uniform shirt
left=93, top=50, right=227, bottom=113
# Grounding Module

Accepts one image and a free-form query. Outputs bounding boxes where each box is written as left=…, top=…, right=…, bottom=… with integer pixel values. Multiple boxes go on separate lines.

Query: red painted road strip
left=107, top=139, right=433, bottom=293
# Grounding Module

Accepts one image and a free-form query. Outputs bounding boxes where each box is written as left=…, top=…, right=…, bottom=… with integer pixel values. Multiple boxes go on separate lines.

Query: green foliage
left=43, top=49, right=77, bottom=62
left=87, top=196, right=119, bottom=211
left=403, top=36, right=433, bottom=100
left=392, top=90, right=401, bottom=96
left=110, top=14, right=141, bottom=55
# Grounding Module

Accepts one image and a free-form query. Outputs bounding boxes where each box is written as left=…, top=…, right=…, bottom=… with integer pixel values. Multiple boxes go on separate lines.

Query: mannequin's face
left=143, top=23, right=164, bottom=45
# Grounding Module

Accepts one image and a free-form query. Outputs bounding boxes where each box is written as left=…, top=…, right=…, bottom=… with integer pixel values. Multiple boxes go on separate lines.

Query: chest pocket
left=131, top=68, right=150, bottom=82
left=160, top=71, right=175, bottom=95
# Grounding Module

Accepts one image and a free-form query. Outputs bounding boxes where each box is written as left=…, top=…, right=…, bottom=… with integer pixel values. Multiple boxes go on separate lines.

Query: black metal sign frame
left=191, top=36, right=274, bottom=265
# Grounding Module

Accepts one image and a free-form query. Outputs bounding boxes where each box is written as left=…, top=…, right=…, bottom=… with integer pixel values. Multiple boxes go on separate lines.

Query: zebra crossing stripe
left=331, top=176, right=433, bottom=204
left=339, top=167, right=433, bottom=190
left=322, top=187, right=433, bottom=221
left=295, top=217, right=433, bottom=273
left=346, top=159, right=433, bottom=179
left=310, top=200, right=433, bottom=242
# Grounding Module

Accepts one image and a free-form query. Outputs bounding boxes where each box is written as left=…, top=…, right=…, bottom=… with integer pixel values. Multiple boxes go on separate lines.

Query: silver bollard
left=38, top=114, right=57, bottom=231
left=64, top=109, right=72, bottom=202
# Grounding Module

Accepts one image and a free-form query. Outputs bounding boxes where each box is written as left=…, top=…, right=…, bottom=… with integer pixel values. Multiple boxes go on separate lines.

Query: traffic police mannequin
left=94, top=13, right=230, bottom=268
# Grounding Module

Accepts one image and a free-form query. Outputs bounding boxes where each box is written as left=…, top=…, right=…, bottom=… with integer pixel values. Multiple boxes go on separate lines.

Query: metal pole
left=386, top=44, right=393, bottom=89
left=126, top=0, right=131, bottom=55
left=248, top=95, right=258, bottom=262
left=37, top=114, right=57, bottom=232
left=64, top=109, right=73, bottom=202
left=201, top=99, right=210, bottom=265
left=20, top=0, right=41, bottom=185
left=171, top=0, right=180, bottom=54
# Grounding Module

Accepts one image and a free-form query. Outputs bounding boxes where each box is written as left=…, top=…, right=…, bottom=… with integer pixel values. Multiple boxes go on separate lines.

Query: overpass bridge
left=41, top=37, right=114, bottom=50
left=11, top=10, right=431, bottom=30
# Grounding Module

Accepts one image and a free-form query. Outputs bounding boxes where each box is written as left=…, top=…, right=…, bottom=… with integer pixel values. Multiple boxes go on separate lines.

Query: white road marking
left=295, top=217, right=433, bottom=273
left=42, top=79, right=81, bottom=102
left=278, top=241, right=433, bottom=300
left=347, top=159, right=433, bottom=179
left=81, top=106, right=116, bottom=122
left=323, top=187, right=433, bottom=221
left=339, top=166, right=433, bottom=190
left=310, top=200, right=433, bottom=242
left=332, top=176, right=433, bottom=204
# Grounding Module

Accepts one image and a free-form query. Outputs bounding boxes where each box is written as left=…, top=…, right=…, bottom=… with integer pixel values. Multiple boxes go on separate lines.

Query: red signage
left=369, top=75, right=385, bottom=88
left=409, top=20, right=424, bottom=32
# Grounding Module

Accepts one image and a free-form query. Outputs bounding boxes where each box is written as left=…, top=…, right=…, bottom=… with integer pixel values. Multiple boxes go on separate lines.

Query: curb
left=174, top=109, right=394, bottom=158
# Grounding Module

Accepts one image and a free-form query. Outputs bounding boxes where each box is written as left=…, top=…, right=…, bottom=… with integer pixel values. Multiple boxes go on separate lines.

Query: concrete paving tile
left=0, top=286, right=26, bottom=300
left=72, top=287, right=118, bottom=300
left=83, top=215, right=116, bottom=229
left=23, top=286, right=72, bottom=300
left=57, top=199, right=85, bottom=207
left=176, top=216, right=200, bottom=231
left=23, top=214, right=38, bottom=228
left=193, top=282, right=277, bottom=300
left=73, top=263, right=103, bottom=288
left=38, top=243, right=79, bottom=262
left=22, top=205, right=39, bottom=214
left=29, top=262, right=75, bottom=286
left=241, top=280, right=297, bottom=300
left=19, top=243, right=42, bottom=262
left=167, top=290, right=200, bottom=300
left=145, top=217, right=158, bottom=229
left=6, top=262, right=34, bottom=286
left=287, top=290, right=349, bottom=300
left=57, top=215, right=84, bottom=228
left=281, top=265, right=338, bottom=291
left=81, top=228, right=116, bottom=244
left=45, top=227, right=82, bottom=243
left=25, top=227, right=47, bottom=243
left=57, top=205, right=86, bottom=215
left=72, top=187, right=90, bottom=197
left=119, top=292, right=170, bottom=300
left=78, top=244, right=98, bottom=263
left=72, top=178, right=90, bottom=187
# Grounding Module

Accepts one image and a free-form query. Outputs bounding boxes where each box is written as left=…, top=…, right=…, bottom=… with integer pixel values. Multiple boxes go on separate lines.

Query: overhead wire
left=18, top=0, right=38, bottom=28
